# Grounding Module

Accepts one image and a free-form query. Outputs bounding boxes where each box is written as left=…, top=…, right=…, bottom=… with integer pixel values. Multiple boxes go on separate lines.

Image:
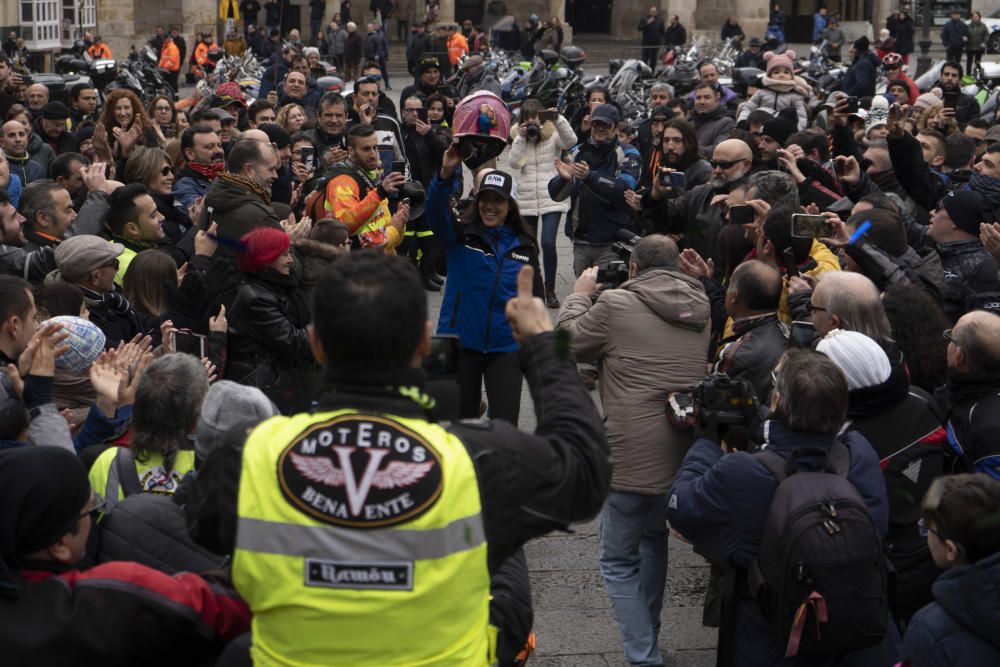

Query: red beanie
left=237, top=226, right=291, bottom=273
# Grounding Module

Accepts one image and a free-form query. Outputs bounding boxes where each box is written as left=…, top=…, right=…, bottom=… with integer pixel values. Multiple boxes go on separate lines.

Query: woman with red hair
left=225, top=227, right=316, bottom=413
left=97, top=89, right=154, bottom=157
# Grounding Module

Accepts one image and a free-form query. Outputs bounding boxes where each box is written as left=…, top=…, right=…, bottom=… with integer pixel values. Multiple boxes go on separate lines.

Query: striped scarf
left=218, top=172, right=272, bottom=205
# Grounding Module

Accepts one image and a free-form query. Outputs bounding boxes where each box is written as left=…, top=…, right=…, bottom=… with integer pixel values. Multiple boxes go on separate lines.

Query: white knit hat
left=816, top=329, right=892, bottom=390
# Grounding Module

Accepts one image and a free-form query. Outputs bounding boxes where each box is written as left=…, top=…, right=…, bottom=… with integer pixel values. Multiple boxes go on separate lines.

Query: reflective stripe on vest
left=232, top=410, right=492, bottom=667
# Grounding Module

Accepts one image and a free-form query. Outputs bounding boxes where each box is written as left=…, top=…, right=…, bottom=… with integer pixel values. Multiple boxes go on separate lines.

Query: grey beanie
left=195, top=381, right=278, bottom=460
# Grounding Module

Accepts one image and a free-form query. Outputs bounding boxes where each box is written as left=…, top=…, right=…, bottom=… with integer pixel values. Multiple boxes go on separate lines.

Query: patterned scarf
left=78, top=285, right=133, bottom=315
left=968, top=172, right=1000, bottom=204
left=218, top=172, right=272, bottom=205
left=186, top=161, right=226, bottom=181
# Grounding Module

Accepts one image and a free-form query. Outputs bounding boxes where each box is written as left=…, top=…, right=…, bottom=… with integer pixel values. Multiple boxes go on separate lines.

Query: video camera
left=595, top=229, right=641, bottom=288
left=691, top=373, right=758, bottom=427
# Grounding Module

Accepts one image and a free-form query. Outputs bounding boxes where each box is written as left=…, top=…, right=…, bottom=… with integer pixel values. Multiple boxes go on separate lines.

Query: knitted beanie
left=195, top=381, right=278, bottom=460
left=764, top=49, right=796, bottom=76
left=913, top=87, right=943, bottom=112
left=816, top=329, right=891, bottom=390
left=866, top=96, right=889, bottom=136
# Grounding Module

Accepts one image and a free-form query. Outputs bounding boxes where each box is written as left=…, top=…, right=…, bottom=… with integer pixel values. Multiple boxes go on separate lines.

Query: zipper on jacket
left=482, top=253, right=503, bottom=352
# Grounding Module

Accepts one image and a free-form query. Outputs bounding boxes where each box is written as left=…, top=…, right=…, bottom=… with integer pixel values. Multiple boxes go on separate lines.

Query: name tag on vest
left=305, top=558, right=414, bottom=591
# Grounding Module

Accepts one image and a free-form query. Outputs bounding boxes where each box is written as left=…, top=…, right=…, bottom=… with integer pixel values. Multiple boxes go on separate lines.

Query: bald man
left=640, top=138, right=753, bottom=275
left=942, top=310, right=1000, bottom=479
left=1, top=120, right=44, bottom=185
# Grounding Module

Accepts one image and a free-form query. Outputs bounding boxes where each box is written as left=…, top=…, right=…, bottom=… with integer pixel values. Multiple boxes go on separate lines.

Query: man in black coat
left=637, top=6, right=665, bottom=70
left=937, top=61, right=980, bottom=127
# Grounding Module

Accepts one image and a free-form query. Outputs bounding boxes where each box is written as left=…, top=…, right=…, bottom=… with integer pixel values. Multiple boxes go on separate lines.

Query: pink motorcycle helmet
left=451, top=91, right=511, bottom=169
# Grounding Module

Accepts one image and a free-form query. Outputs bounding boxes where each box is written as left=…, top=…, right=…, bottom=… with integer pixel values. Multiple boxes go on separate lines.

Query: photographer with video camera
left=555, top=234, right=711, bottom=665
left=667, top=349, right=898, bottom=667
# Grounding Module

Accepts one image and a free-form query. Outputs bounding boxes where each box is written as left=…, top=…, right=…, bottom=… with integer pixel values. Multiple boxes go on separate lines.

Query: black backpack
left=748, top=443, right=889, bottom=658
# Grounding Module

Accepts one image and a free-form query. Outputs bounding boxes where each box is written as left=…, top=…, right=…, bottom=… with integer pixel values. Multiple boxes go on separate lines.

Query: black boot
left=545, top=285, right=560, bottom=309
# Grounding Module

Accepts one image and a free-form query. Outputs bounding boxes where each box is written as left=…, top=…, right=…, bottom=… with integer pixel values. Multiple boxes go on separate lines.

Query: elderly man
left=54, top=235, right=140, bottom=348
left=640, top=138, right=751, bottom=272
left=940, top=310, right=1000, bottom=479
left=203, top=138, right=286, bottom=247
left=35, top=102, right=76, bottom=156
left=24, top=83, right=49, bottom=118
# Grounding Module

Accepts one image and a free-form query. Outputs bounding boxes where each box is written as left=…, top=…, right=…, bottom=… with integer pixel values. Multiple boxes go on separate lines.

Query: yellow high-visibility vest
left=232, top=409, right=493, bottom=666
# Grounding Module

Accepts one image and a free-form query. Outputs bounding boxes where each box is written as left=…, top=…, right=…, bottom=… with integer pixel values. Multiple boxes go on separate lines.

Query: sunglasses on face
left=160, top=165, right=172, bottom=176
left=710, top=158, right=742, bottom=170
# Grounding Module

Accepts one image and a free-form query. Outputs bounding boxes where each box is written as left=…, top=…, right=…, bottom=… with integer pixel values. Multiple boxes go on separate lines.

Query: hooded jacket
left=201, top=173, right=283, bottom=249
left=426, top=173, right=542, bottom=353
left=841, top=51, right=879, bottom=98
left=939, top=371, right=1000, bottom=479
left=692, top=106, right=737, bottom=156
left=557, top=268, right=711, bottom=493
left=901, top=550, right=1000, bottom=666
left=25, top=132, right=55, bottom=175
left=508, top=116, right=577, bottom=216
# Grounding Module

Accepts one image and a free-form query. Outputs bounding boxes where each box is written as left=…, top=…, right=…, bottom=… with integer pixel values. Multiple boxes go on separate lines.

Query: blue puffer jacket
left=667, top=420, right=898, bottom=667
left=426, top=174, right=542, bottom=353
left=901, top=551, right=1000, bottom=667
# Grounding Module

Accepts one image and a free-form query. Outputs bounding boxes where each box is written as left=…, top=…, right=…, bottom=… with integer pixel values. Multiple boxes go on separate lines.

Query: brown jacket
left=557, top=268, right=711, bottom=494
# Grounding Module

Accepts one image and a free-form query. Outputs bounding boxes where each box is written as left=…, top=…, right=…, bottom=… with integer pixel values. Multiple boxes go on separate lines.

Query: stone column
left=439, top=0, right=455, bottom=23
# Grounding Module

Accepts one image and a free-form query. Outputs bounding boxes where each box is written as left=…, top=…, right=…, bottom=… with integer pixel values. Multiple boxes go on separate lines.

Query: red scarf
left=187, top=161, right=226, bottom=181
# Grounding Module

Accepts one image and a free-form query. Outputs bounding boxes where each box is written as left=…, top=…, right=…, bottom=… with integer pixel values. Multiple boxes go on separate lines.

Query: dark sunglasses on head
left=710, top=158, right=742, bottom=170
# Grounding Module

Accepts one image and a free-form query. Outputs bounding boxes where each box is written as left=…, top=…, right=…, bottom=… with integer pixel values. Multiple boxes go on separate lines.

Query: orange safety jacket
left=159, top=40, right=181, bottom=72
left=447, top=33, right=469, bottom=65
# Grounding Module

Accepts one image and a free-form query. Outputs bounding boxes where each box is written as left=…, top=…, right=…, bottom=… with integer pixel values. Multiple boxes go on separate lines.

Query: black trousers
left=458, top=349, right=522, bottom=424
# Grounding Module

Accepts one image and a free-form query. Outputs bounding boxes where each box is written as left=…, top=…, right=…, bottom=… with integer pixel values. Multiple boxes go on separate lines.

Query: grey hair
left=131, top=353, right=209, bottom=474
left=650, top=82, right=673, bottom=99
left=816, top=272, right=894, bottom=343
left=747, top=170, right=800, bottom=211
left=19, top=179, right=61, bottom=233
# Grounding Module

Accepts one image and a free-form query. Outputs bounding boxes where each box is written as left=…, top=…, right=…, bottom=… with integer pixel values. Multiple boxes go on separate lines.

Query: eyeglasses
left=154, top=105, right=172, bottom=112
left=917, top=518, right=939, bottom=539
left=710, top=158, right=742, bottom=170
left=402, top=107, right=421, bottom=113
left=80, top=496, right=106, bottom=521
left=806, top=301, right=827, bottom=314
left=160, top=165, right=172, bottom=176
left=942, top=328, right=959, bottom=345
left=972, top=138, right=987, bottom=146
left=101, top=259, right=120, bottom=270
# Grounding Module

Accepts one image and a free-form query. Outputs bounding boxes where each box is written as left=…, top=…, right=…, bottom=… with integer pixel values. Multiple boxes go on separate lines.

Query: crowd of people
left=0, top=4, right=999, bottom=667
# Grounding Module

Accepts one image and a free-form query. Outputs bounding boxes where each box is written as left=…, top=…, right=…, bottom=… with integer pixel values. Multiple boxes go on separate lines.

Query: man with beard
left=104, top=183, right=167, bottom=285
left=68, top=84, right=98, bottom=131
left=639, top=138, right=752, bottom=273
left=754, top=115, right=796, bottom=170
left=0, top=190, right=63, bottom=280
left=35, top=103, right=76, bottom=157
left=400, top=57, right=456, bottom=116
left=204, top=139, right=288, bottom=247
left=969, top=142, right=1000, bottom=208
left=172, top=124, right=226, bottom=212
left=303, top=92, right=350, bottom=168
left=641, top=116, right=710, bottom=191
left=635, top=92, right=672, bottom=156
left=548, top=104, right=640, bottom=275
left=322, top=124, right=409, bottom=250
left=348, top=75, right=407, bottom=175
left=936, top=61, right=980, bottom=127
left=691, top=82, right=736, bottom=156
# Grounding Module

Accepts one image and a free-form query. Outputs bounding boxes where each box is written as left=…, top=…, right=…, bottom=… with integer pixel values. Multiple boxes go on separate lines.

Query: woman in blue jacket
left=425, top=144, right=542, bottom=423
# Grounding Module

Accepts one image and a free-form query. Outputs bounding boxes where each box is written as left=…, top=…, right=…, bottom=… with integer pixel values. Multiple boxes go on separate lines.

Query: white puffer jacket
left=508, top=115, right=577, bottom=216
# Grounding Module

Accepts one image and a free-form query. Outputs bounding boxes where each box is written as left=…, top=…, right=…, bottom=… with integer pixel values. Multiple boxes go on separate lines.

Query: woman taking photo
left=98, top=89, right=152, bottom=156
left=426, top=147, right=542, bottom=423
left=148, top=95, right=179, bottom=139
left=225, top=226, right=315, bottom=414
left=508, top=98, right=576, bottom=308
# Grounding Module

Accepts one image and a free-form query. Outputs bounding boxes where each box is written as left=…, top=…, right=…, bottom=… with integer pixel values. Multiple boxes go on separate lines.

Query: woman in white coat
left=508, top=99, right=577, bottom=308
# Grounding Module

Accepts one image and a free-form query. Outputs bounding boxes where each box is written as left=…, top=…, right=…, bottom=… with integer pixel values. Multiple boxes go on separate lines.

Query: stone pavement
left=424, top=210, right=717, bottom=666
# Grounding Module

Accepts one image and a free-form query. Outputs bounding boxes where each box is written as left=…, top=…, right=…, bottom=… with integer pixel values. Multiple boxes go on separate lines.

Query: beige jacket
left=557, top=268, right=711, bottom=494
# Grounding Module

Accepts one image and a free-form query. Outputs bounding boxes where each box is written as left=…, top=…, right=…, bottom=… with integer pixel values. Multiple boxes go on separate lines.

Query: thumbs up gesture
left=504, top=265, right=553, bottom=344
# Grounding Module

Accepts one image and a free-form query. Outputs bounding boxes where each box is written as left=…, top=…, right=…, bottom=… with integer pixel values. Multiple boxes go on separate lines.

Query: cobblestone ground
left=426, top=221, right=717, bottom=666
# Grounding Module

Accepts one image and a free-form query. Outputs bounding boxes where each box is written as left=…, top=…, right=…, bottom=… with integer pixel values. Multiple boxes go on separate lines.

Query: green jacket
left=968, top=21, right=990, bottom=51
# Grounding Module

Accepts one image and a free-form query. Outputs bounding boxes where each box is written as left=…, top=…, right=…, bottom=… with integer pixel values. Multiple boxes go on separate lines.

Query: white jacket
left=508, top=115, right=577, bottom=216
